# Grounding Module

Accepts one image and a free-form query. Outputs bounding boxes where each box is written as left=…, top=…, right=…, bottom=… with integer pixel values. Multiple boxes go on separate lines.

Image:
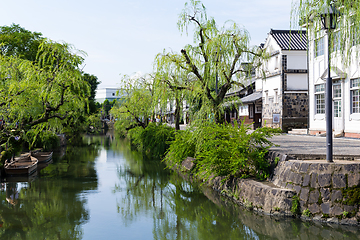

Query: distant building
left=258, top=29, right=308, bottom=131
left=95, top=88, right=123, bottom=104
left=224, top=29, right=308, bottom=131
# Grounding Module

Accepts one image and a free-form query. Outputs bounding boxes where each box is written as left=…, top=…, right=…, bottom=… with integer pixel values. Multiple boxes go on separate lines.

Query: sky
left=0, top=0, right=296, bottom=88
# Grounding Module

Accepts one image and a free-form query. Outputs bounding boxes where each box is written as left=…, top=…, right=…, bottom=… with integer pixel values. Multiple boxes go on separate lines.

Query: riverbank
left=166, top=148, right=360, bottom=227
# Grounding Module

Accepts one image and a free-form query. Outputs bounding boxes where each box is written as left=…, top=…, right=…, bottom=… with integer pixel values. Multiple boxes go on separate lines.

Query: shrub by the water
left=141, top=123, right=175, bottom=160
left=127, top=123, right=175, bottom=160
left=165, top=120, right=280, bottom=182
left=165, top=129, right=196, bottom=166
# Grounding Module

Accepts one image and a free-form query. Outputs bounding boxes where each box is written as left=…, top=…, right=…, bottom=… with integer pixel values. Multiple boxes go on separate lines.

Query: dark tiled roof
left=270, top=29, right=307, bottom=50
left=240, top=91, right=262, bottom=103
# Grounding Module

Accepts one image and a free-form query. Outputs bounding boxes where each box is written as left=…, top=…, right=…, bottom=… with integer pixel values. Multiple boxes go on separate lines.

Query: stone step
left=288, top=129, right=308, bottom=135
left=211, top=176, right=296, bottom=215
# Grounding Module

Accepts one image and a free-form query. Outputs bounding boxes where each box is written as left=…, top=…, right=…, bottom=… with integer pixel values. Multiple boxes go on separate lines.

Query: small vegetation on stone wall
left=302, top=209, right=312, bottom=217
left=342, top=211, right=350, bottom=219
left=291, top=195, right=301, bottom=216
left=342, top=186, right=360, bottom=206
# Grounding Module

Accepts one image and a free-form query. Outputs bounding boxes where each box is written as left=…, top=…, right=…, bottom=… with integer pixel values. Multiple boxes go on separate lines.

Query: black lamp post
left=320, top=4, right=339, bottom=162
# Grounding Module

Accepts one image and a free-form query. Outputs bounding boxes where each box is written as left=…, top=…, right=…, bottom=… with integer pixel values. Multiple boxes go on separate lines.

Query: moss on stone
left=318, top=191, right=323, bottom=205
left=342, top=186, right=360, bottom=206
left=291, top=195, right=301, bottom=216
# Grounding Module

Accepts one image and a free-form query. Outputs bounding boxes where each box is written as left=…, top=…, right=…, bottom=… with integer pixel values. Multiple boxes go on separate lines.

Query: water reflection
left=0, top=133, right=359, bottom=239
left=112, top=132, right=360, bottom=240
left=0, top=143, right=100, bottom=240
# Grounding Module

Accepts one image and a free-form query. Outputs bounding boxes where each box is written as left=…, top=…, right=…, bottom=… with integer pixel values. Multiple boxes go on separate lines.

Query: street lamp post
left=320, top=5, right=339, bottom=162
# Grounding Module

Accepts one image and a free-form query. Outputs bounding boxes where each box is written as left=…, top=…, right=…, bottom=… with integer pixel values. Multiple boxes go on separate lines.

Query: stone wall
left=282, top=92, right=308, bottom=131
left=271, top=160, right=360, bottom=225
left=168, top=156, right=360, bottom=226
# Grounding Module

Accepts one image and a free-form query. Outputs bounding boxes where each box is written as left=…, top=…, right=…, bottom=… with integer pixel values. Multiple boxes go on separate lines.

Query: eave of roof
left=269, top=29, right=307, bottom=51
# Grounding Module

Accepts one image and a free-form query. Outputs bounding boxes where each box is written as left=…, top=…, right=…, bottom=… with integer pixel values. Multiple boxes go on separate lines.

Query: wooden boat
left=31, top=151, right=53, bottom=163
left=4, top=155, right=38, bottom=176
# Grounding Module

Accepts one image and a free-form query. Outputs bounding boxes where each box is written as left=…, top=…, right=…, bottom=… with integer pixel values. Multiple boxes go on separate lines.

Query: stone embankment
left=271, top=158, right=360, bottom=225
left=171, top=151, right=360, bottom=226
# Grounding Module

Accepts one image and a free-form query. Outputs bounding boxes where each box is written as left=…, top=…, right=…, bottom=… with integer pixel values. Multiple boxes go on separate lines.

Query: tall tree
left=168, top=0, right=266, bottom=123
left=154, top=51, right=193, bottom=130
left=0, top=39, right=90, bottom=161
left=111, top=74, right=154, bottom=130
left=82, top=73, right=101, bottom=114
left=0, top=23, right=43, bottom=61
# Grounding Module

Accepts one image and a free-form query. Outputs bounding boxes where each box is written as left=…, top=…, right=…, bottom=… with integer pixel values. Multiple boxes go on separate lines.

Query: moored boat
left=31, top=151, right=53, bottom=163
left=4, top=155, right=38, bottom=176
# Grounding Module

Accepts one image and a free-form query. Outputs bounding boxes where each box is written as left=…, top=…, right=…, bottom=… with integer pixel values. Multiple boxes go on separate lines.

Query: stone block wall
left=271, top=160, right=360, bottom=222
left=282, top=92, right=308, bottom=131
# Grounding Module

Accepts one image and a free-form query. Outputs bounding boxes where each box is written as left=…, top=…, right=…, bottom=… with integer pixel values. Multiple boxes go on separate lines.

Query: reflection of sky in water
left=82, top=147, right=153, bottom=240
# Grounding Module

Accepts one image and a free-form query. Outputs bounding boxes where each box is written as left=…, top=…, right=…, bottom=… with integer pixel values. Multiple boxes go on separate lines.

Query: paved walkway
left=270, top=134, right=360, bottom=158
left=170, top=124, right=360, bottom=158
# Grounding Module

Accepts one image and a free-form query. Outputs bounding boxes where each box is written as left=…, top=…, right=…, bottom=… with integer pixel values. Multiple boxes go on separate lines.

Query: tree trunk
left=175, top=98, right=181, bottom=131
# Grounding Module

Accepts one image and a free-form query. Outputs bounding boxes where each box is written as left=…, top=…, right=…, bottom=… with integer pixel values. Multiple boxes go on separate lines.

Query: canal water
left=1, top=133, right=360, bottom=239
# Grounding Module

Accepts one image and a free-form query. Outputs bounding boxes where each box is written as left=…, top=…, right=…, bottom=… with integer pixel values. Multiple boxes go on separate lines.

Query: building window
left=265, top=91, right=269, bottom=105
left=351, top=78, right=360, bottom=113
left=315, top=37, right=324, bottom=57
left=274, top=89, right=278, bottom=103
left=333, top=81, right=341, bottom=117
left=331, top=31, right=341, bottom=52
left=315, top=83, right=325, bottom=114
left=249, top=104, right=254, bottom=119
left=112, top=93, right=115, bottom=96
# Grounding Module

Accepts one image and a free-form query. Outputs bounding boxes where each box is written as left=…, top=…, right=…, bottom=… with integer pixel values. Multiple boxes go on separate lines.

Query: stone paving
left=174, top=124, right=360, bottom=158
left=270, top=134, right=360, bottom=158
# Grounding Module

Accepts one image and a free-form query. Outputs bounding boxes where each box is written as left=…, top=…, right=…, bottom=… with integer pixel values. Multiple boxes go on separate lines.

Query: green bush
left=128, top=123, right=175, bottom=160
left=165, top=129, right=196, bottom=167
left=141, top=123, right=175, bottom=160
left=128, top=126, right=144, bottom=152
left=194, top=121, right=280, bottom=181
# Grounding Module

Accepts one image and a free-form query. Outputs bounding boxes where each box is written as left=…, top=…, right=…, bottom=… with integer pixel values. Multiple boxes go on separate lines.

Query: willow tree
left=0, top=39, right=90, bottom=161
left=154, top=51, right=193, bottom=130
left=111, top=74, right=154, bottom=131
left=170, top=0, right=266, bottom=123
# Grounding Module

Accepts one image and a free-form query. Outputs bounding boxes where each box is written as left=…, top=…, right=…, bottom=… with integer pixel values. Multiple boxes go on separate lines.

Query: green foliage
left=86, top=113, right=103, bottom=134
left=193, top=121, right=280, bottom=181
left=302, top=209, right=312, bottom=217
left=342, top=211, right=350, bottom=219
left=0, top=23, right=43, bottom=61
left=26, top=129, right=59, bottom=151
left=342, top=186, right=360, bottom=205
left=292, top=1, right=360, bottom=67
left=127, top=126, right=144, bottom=152
left=111, top=74, right=154, bottom=130
left=141, top=123, right=175, bottom=160
left=127, top=123, right=175, bottom=160
left=0, top=29, right=92, bottom=158
left=165, top=120, right=280, bottom=182
left=82, top=73, right=101, bottom=114
left=165, top=129, right=196, bottom=167
left=291, top=195, right=301, bottom=216
left=170, top=0, right=268, bottom=123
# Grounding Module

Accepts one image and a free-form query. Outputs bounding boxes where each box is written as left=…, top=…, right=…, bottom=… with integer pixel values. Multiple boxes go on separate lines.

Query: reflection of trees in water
left=113, top=136, right=360, bottom=240
left=113, top=141, right=266, bottom=240
left=0, top=143, right=100, bottom=240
